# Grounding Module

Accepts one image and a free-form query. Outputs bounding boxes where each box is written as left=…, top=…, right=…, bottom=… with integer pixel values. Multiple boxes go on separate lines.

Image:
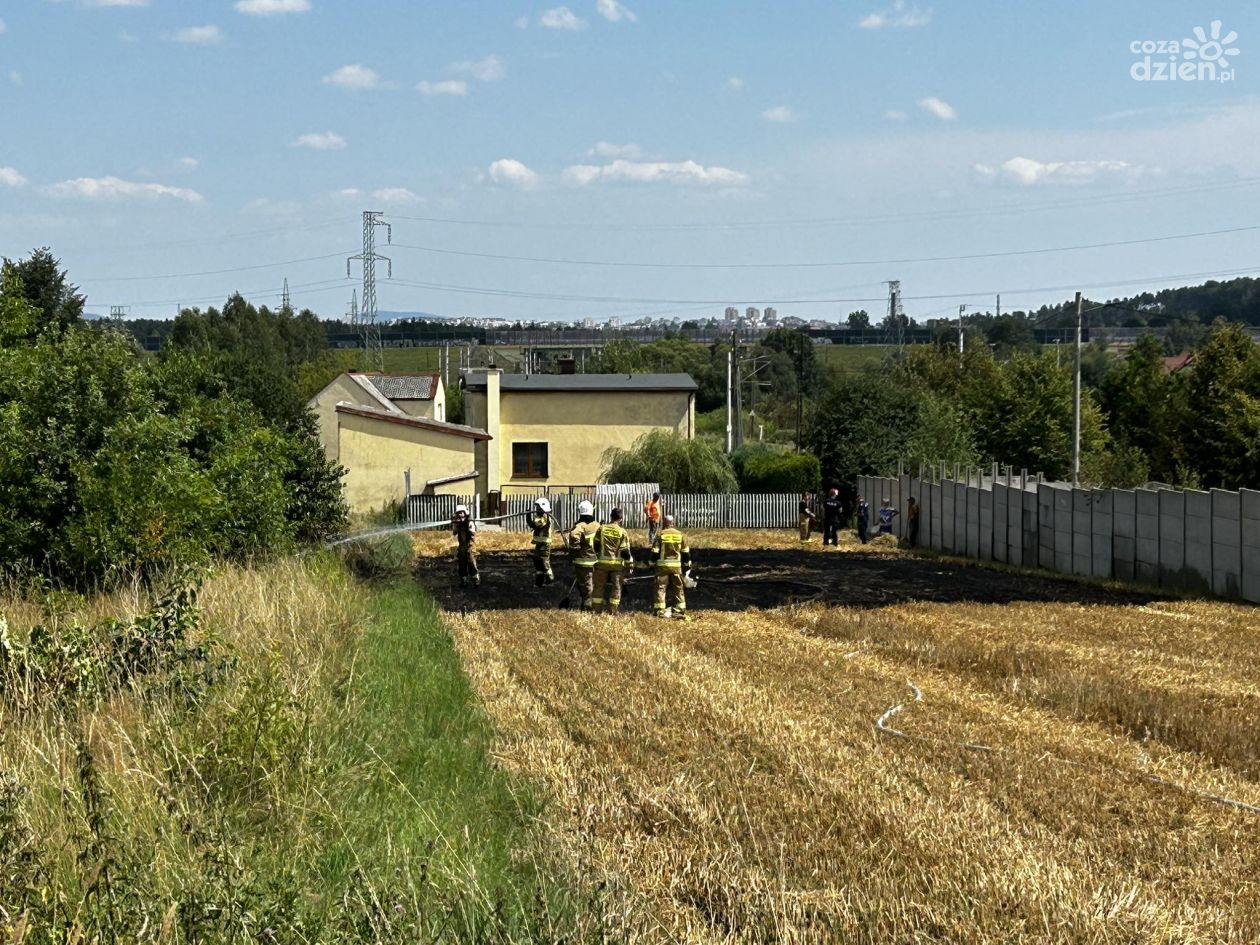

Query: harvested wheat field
left=418, top=529, right=1260, bottom=943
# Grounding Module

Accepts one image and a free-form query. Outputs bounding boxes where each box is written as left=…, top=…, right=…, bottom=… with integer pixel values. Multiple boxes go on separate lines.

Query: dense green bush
left=732, top=446, right=821, bottom=493
left=0, top=251, right=348, bottom=585
left=600, top=430, right=738, bottom=493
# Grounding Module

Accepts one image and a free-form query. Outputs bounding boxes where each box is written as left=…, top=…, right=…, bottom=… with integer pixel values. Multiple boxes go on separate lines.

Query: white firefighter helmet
left=454, top=504, right=469, bottom=516
left=535, top=497, right=552, bottom=513
left=577, top=500, right=594, bottom=516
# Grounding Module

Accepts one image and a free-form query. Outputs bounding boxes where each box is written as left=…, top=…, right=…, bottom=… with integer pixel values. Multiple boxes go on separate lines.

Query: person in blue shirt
left=878, top=498, right=898, bottom=535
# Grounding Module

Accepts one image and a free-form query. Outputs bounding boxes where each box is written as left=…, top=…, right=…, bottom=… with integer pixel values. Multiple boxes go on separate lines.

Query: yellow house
left=335, top=404, right=490, bottom=513
left=308, top=371, right=446, bottom=461
left=462, top=370, right=697, bottom=497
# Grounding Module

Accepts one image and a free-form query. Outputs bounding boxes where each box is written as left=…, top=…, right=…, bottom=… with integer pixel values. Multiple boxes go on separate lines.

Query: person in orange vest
left=643, top=492, right=663, bottom=546
left=592, top=507, right=633, bottom=614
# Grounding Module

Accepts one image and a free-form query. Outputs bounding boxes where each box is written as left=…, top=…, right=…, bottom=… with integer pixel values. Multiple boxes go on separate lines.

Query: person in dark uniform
left=907, top=496, right=921, bottom=547
left=856, top=497, right=870, bottom=544
left=822, top=487, right=842, bottom=546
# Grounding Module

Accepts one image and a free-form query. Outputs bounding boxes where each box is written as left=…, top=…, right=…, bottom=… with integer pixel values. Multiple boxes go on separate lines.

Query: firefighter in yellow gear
left=592, top=507, right=633, bottom=614
left=651, top=514, right=692, bottom=619
left=452, top=505, right=479, bottom=587
left=528, top=497, right=557, bottom=586
left=567, top=500, right=600, bottom=610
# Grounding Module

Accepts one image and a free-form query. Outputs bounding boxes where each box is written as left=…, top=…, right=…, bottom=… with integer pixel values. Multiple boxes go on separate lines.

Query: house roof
left=353, top=372, right=441, bottom=401
left=1162, top=352, right=1194, bottom=374
left=463, top=372, right=698, bottom=393
left=335, top=403, right=491, bottom=441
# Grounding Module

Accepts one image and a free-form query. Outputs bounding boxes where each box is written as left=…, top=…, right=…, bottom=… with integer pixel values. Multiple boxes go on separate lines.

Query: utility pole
left=957, top=304, right=967, bottom=368
left=726, top=333, right=734, bottom=453
left=347, top=210, right=392, bottom=373
left=995, top=293, right=1001, bottom=319
left=796, top=330, right=805, bottom=453
left=281, top=278, right=292, bottom=315
left=1072, top=290, right=1083, bottom=486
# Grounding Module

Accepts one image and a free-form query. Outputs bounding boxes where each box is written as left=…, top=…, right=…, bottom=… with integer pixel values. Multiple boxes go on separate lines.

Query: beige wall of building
left=337, top=408, right=486, bottom=513
left=465, top=383, right=695, bottom=495
left=309, top=374, right=383, bottom=461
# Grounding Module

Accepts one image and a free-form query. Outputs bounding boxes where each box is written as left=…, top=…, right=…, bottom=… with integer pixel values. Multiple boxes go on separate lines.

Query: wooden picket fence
left=498, top=493, right=799, bottom=531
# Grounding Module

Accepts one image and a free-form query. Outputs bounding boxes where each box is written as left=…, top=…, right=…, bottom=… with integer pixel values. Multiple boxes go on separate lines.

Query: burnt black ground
left=415, top=547, right=1170, bottom=614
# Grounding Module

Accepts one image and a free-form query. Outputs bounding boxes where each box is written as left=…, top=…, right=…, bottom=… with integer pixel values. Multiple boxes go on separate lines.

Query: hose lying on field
left=874, top=680, right=1260, bottom=816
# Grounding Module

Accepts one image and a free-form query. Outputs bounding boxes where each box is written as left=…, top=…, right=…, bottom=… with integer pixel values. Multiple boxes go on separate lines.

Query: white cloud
left=449, top=54, right=506, bottom=82
left=563, top=159, right=749, bottom=187
left=917, top=96, right=956, bottom=120
left=177, top=156, right=199, bottom=169
left=589, top=141, right=642, bottom=159
left=539, top=6, right=587, bottom=30
left=169, top=25, right=223, bottom=45
left=726, top=76, right=745, bottom=91
left=336, top=187, right=361, bottom=199
left=234, top=0, right=311, bottom=14
left=858, top=1, right=931, bottom=29
left=488, top=158, right=540, bottom=189
left=596, top=0, right=636, bottom=23
left=761, top=105, right=798, bottom=123
left=372, top=187, right=419, bottom=204
left=973, top=156, right=1147, bottom=187
left=243, top=197, right=302, bottom=217
left=417, top=79, right=467, bottom=96
left=884, top=109, right=907, bottom=121
left=45, top=176, right=204, bottom=202
left=323, top=64, right=380, bottom=90
left=0, top=166, right=28, bottom=188
left=292, top=131, right=347, bottom=150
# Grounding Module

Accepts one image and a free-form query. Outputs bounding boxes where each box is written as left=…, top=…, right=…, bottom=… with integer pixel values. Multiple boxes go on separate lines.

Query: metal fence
left=405, top=494, right=475, bottom=527
left=498, top=493, right=800, bottom=532
left=858, top=472, right=1260, bottom=604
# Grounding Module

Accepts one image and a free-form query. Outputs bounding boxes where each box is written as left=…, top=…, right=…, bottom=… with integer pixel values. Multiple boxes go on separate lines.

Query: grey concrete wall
left=1071, top=488, right=1092, bottom=577
left=1054, top=487, right=1073, bottom=574
left=992, top=484, right=1009, bottom=563
left=1090, top=490, right=1112, bottom=580
left=966, top=483, right=981, bottom=558
left=941, top=480, right=956, bottom=552
left=929, top=482, right=943, bottom=551
left=1158, top=489, right=1186, bottom=588
left=899, top=474, right=912, bottom=539
left=1135, top=489, right=1161, bottom=586
left=978, top=487, right=994, bottom=561
left=1112, top=489, right=1136, bottom=583
left=1182, top=490, right=1213, bottom=593
left=1038, top=484, right=1056, bottom=571
left=1022, top=488, right=1038, bottom=568
left=1243, top=489, right=1260, bottom=604
left=1211, top=489, right=1242, bottom=599
left=955, top=481, right=968, bottom=554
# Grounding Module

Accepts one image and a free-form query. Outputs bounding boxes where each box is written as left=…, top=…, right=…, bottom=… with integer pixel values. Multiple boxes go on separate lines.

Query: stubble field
left=421, top=529, right=1260, bottom=943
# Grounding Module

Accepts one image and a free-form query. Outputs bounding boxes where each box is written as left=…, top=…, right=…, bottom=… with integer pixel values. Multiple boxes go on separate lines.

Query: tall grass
left=0, top=560, right=595, bottom=943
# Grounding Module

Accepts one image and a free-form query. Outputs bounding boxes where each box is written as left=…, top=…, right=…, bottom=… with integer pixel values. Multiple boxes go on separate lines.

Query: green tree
left=600, top=431, right=738, bottom=493
left=1179, top=322, right=1260, bottom=489
left=1098, top=333, right=1182, bottom=482
left=2, top=247, right=85, bottom=337
left=847, top=310, right=871, bottom=330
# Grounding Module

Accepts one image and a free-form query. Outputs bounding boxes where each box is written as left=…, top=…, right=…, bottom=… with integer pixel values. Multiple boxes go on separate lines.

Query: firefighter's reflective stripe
left=529, top=512, right=554, bottom=545
left=569, top=521, right=600, bottom=566
left=595, top=524, right=630, bottom=565
left=652, top=528, right=690, bottom=568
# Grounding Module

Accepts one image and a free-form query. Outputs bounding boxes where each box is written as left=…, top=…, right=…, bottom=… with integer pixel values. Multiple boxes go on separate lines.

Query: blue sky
left=1, top=0, right=1258, bottom=322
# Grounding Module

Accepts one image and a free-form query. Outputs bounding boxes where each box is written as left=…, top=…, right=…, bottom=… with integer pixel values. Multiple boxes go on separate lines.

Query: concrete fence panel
left=1054, top=487, right=1073, bottom=575
left=1071, top=488, right=1092, bottom=577
left=1211, top=489, right=1242, bottom=599
left=1090, top=490, right=1112, bottom=580
left=1182, top=490, right=1213, bottom=593
left=992, top=484, right=1009, bottom=563
left=1242, top=489, right=1260, bottom=604
left=978, top=486, right=994, bottom=561
left=899, top=474, right=912, bottom=539
left=941, top=479, right=956, bottom=552
left=1135, top=488, right=1161, bottom=586
left=966, top=482, right=981, bottom=558
left=1158, top=489, right=1186, bottom=589
left=929, top=480, right=943, bottom=551
left=1111, top=489, right=1136, bottom=583
left=1022, top=488, right=1038, bottom=568
left=1038, top=484, right=1056, bottom=571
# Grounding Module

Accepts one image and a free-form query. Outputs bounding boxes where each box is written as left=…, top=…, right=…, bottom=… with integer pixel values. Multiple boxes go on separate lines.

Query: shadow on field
left=415, top=547, right=1171, bottom=613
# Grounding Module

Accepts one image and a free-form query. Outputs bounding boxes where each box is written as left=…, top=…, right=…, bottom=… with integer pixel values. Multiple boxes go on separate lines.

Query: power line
left=73, top=216, right=358, bottom=254
left=78, top=251, right=357, bottom=284
left=390, top=222, right=1260, bottom=270
left=101, top=278, right=353, bottom=310
left=383, top=263, right=1260, bottom=307
left=386, top=176, right=1260, bottom=231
